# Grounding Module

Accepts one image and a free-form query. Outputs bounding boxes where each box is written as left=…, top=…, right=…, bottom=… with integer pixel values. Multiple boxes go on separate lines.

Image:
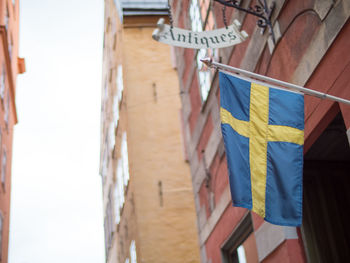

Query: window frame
left=116, top=65, right=124, bottom=103
left=4, top=91, right=10, bottom=129
left=0, top=211, right=3, bottom=260
left=189, top=0, right=218, bottom=102
left=1, top=148, right=6, bottom=190
left=113, top=0, right=123, bottom=22
left=114, top=158, right=124, bottom=224
left=104, top=187, right=115, bottom=255
left=221, top=212, right=253, bottom=263
left=5, top=5, right=9, bottom=31
left=0, top=65, right=6, bottom=104
left=130, top=240, right=137, bottom=263
left=121, top=132, right=129, bottom=187
left=113, top=94, right=120, bottom=128
left=113, top=132, right=130, bottom=225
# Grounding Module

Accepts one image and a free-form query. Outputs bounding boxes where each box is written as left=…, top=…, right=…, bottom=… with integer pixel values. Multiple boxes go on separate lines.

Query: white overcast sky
left=9, top=1, right=105, bottom=262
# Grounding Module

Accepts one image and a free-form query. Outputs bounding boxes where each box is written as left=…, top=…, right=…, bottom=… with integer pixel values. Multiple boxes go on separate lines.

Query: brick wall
left=173, top=0, right=350, bottom=262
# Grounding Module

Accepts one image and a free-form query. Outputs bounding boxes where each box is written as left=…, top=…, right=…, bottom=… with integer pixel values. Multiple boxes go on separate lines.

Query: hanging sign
left=152, top=18, right=248, bottom=49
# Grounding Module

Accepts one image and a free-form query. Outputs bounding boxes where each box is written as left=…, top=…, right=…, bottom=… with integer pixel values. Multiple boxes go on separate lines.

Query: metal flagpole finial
left=200, top=57, right=213, bottom=68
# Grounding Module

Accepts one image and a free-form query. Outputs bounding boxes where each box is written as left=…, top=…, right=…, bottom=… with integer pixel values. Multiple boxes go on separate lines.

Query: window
left=114, top=0, right=123, bottom=22
left=189, top=0, right=202, bottom=32
left=116, top=65, right=124, bottom=102
left=114, top=132, right=129, bottom=224
left=0, top=128, right=2, bottom=161
left=101, top=82, right=106, bottom=115
left=221, top=213, right=253, bottom=263
left=114, top=159, right=124, bottom=224
left=108, top=190, right=114, bottom=232
left=8, top=35, right=13, bottom=59
left=130, top=240, right=137, bottom=263
left=5, top=5, right=9, bottom=31
left=0, top=66, right=5, bottom=103
left=189, top=0, right=217, bottom=102
left=114, top=159, right=125, bottom=224
left=121, top=132, right=129, bottom=186
left=0, top=212, right=2, bottom=260
left=113, top=95, right=119, bottom=127
left=101, top=138, right=109, bottom=182
left=111, top=17, right=117, bottom=50
left=104, top=188, right=114, bottom=255
left=109, top=68, right=114, bottom=83
left=224, top=245, right=247, bottom=263
left=117, top=159, right=125, bottom=202
left=103, top=79, right=108, bottom=110
left=106, top=17, right=111, bottom=33
left=113, top=178, right=121, bottom=224
left=4, top=92, right=9, bottom=128
left=1, top=149, right=6, bottom=189
left=109, top=122, right=115, bottom=151
left=113, top=33, right=117, bottom=50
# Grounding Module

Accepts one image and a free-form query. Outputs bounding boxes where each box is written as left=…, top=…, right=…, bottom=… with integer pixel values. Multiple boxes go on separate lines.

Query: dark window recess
left=302, top=113, right=350, bottom=263
left=152, top=83, right=157, bottom=103
left=221, top=212, right=253, bottom=263
left=158, top=180, right=163, bottom=207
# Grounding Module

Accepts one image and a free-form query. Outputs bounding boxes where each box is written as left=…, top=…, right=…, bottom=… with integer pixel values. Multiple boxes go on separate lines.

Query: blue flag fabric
left=219, top=71, right=304, bottom=226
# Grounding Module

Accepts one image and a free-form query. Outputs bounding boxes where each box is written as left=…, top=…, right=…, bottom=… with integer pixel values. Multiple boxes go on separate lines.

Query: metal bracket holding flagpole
left=201, top=57, right=350, bottom=105
left=213, top=0, right=276, bottom=44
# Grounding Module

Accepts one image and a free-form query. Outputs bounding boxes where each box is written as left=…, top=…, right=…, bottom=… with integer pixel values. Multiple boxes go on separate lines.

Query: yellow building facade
left=100, top=1, right=200, bottom=262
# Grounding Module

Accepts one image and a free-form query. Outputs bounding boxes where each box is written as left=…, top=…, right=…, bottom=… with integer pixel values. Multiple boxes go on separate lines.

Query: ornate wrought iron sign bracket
left=213, top=0, right=276, bottom=44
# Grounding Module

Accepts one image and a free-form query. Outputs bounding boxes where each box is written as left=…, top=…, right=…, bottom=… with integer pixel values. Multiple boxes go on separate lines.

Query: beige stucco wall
left=102, top=1, right=200, bottom=262
left=120, top=22, right=200, bottom=263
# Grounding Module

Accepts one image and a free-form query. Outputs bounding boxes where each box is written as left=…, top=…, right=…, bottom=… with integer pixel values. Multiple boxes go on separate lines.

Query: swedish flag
left=220, top=71, right=304, bottom=226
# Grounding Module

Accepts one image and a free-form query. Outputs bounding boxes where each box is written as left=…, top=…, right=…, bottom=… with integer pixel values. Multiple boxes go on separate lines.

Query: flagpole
left=201, top=57, right=350, bottom=106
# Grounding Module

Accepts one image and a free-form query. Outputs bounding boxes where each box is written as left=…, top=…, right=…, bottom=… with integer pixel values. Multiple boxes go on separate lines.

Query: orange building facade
left=0, top=0, right=24, bottom=262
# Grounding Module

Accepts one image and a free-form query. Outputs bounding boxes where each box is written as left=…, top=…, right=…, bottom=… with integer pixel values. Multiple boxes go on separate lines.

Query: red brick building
left=172, top=0, right=350, bottom=262
left=0, top=1, right=24, bottom=262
